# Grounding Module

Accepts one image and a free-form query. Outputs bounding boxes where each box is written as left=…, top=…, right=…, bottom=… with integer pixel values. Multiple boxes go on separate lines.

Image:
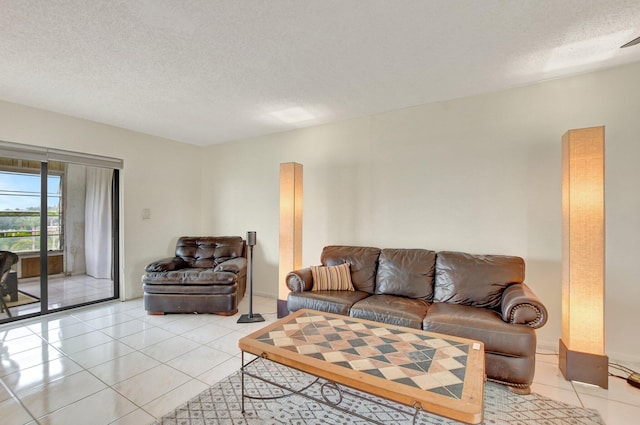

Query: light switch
left=142, top=208, right=151, bottom=220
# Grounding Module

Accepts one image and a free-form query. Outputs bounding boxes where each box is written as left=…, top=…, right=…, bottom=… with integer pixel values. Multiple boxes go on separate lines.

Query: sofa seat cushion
left=143, top=282, right=237, bottom=296
left=423, top=302, right=535, bottom=357
left=143, top=269, right=238, bottom=285
left=350, top=294, right=429, bottom=329
left=287, top=290, right=370, bottom=316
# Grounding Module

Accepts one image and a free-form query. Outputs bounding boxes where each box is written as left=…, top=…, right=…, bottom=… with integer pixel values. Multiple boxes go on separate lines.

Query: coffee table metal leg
left=241, top=351, right=245, bottom=414
left=240, top=358, right=416, bottom=425
left=320, top=381, right=343, bottom=405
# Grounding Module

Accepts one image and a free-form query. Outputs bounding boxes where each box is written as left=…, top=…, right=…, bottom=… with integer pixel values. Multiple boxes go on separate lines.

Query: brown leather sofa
left=142, top=236, right=247, bottom=315
left=286, top=245, right=548, bottom=394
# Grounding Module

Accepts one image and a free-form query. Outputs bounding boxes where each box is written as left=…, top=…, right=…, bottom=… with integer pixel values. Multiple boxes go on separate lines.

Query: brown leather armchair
left=142, top=236, right=246, bottom=315
left=0, top=251, right=19, bottom=317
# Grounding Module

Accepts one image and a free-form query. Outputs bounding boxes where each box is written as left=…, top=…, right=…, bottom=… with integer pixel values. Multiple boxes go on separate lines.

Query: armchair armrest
left=145, top=257, right=189, bottom=272
left=501, top=283, right=548, bottom=328
left=214, top=257, right=247, bottom=274
left=286, top=268, right=313, bottom=292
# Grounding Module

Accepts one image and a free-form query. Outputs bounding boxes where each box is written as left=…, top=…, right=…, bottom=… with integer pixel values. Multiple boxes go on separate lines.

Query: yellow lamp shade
left=560, top=126, right=608, bottom=388
left=278, top=162, right=303, bottom=317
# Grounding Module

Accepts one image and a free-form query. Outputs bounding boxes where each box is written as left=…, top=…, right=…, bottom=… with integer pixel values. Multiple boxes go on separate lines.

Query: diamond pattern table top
left=257, top=312, right=469, bottom=398
left=239, top=309, right=486, bottom=424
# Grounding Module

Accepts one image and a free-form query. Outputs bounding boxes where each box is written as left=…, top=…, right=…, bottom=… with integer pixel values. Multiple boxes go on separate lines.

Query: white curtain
left=85, top=167, right=113, bottom=279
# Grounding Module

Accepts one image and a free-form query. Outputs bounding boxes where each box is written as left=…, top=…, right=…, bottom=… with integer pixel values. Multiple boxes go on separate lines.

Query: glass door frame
left=0, top=141, right=122, bottom=323
left=38, top=164, right=121, bottom=316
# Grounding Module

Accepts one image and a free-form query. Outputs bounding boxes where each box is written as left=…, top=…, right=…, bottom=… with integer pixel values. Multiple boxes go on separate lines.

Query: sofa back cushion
left=321, top=246, right=380, bottom=293
left=375, top=248, right=436, bottom=300
left=175, top=236, right=244, bottom=268
left=433, top=251, right=525, bottom=309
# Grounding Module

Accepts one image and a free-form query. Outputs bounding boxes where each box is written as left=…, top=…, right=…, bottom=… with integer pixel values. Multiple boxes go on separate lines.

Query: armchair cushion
left=311, top=263, right=355, bottom=291
left=143, top=269, right=238, bottom=285
left=433, top=251, right=524, bottom=309
left=175, top=236, right=244, bottom=268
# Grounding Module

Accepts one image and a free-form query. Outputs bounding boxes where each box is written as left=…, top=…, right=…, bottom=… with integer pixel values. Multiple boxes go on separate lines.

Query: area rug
left=4, top=290, right=39, bottom=308
left=156, top=359, right=604, bottom=425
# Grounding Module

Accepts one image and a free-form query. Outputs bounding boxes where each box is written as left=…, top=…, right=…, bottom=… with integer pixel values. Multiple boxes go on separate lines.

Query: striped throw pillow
left=311, top=263, right=355, bottom=291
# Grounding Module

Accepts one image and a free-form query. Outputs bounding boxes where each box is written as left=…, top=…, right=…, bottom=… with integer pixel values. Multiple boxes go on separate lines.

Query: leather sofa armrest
left=145, top=257, right=189, bottom=272
left=501, top=283, right=548, bottom=328
left=214, top=257, right=247, bottom=274
left=286, top=268, right=313, bottom=292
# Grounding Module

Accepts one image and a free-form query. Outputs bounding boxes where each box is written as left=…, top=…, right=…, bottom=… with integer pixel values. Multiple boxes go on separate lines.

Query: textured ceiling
left=1, top=0, right=639, bottom=146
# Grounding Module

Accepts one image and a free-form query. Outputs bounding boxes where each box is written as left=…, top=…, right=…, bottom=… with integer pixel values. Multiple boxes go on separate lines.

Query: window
left=0, top=170, right=62, bottom=253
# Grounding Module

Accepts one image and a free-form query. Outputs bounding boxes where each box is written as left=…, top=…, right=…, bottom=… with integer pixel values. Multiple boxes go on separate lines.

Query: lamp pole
left=237, top=231, right=264, bottom=323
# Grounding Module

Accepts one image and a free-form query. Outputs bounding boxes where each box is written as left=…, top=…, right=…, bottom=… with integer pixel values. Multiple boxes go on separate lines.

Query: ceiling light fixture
left=620, top=35, right=640, bottom=48
left=543, top=31, right=633, bottom=72
left=270, top=107, right=315, bottom=124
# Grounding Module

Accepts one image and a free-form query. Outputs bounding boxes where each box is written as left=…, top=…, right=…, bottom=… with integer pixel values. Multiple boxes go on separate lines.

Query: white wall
left=202, top=62, right=640, bottom=363
left=0, top=100, right=203, bottom=300
left=1, top=61, right=638, bottom=362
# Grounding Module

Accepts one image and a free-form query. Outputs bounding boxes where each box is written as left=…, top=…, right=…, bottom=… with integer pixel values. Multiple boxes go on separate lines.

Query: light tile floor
left=0, top=296, right=638, bottom=424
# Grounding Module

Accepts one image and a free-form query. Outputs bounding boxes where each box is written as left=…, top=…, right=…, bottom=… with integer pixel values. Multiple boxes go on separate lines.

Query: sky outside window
left=0, top=171, right=61, bottom=211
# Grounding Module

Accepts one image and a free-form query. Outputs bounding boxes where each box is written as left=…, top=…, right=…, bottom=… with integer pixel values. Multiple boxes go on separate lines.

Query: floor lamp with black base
left=237, top=231, right=264, bottom=323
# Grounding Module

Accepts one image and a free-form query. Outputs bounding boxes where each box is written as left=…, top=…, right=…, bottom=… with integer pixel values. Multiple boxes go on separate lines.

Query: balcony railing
left=0, top=211, right=61, bottom=253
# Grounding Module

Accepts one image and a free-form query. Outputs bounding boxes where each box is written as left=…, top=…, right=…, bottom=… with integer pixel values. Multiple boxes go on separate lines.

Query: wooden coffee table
left=239, top=309, right=485, bottom=424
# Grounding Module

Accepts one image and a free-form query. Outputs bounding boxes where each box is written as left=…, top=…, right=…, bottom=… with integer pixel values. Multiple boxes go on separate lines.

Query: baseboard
left=252, top=291, right=277, bottom=299
left=537, top=340, right=559, bottom=354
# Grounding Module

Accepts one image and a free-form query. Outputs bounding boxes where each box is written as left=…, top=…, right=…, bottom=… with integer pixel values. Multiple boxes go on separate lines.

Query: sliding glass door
left=51, top=164, right=116, bottom=311
left=0, top=146, right=120, bottom=323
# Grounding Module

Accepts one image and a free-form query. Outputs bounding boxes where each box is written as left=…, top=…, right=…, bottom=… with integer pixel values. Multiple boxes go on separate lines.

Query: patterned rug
left=156, top=359, right=605, bottom=425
